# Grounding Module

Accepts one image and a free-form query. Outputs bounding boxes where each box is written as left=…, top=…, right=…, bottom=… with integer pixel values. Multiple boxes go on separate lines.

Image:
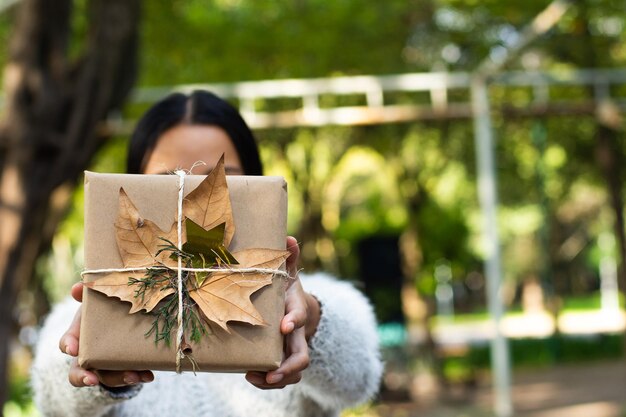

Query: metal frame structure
left=129, top=68, right=626, bottom=130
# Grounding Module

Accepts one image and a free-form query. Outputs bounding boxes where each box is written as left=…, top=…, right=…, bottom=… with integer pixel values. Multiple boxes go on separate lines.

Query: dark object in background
left=358, top=235, right=405, bottom=324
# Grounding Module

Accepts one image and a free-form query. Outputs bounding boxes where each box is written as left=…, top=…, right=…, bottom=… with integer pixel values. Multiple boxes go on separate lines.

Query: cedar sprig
left=128, top=267, right=174, bottom=302
left=132, top=242, right=211, bottom=346
left=144, top=292, right=179, bottom=345
left=156, top=237, right=193, bottom=263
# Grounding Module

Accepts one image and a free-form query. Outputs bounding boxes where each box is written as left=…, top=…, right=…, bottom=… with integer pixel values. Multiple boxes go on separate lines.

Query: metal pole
left=470, top=76, right=513, bottom=417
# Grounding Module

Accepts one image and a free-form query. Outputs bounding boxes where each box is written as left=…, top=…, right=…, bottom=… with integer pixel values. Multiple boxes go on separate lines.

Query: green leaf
left=182, top=219, right=239, bottom=286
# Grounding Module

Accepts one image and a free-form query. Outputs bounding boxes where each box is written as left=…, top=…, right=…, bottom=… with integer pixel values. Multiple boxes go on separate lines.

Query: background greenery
left=4, top=0, right=626, bottom=415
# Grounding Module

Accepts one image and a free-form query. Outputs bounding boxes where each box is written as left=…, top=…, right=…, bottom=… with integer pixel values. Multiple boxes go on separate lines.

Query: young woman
left=31, top=91, right=382, bottom=417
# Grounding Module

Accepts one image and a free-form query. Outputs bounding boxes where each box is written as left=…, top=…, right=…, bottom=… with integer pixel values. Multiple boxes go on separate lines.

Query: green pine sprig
left=127, top=241, right=212, bottom=346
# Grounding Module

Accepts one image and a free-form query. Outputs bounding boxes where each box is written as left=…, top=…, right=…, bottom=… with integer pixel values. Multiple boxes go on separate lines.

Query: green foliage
left=561, top=291, right=625, bottom=312
left=329, top=146, right=407, bottom=241
left=439, top=332, right=625, bottom=384
left=140, top=0, right=420, bottom=85
left=0, top=7, right=14, bottom=83
left=6, top=374, right=30, bottom=411
left=460, top=334, right=624, bottom=371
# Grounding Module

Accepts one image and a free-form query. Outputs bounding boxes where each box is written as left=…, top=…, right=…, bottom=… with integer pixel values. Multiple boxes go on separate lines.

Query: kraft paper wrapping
left=78, top=172, right=287, bottom=372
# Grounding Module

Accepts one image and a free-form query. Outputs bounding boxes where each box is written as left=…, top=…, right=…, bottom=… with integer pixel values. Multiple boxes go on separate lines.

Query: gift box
left=78, top=167, right=288, bottom=373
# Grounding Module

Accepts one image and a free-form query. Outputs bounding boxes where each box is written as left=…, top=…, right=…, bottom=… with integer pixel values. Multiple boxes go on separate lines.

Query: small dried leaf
left=115, top=188, right=177, bottom=268
left=84, top=272, right=175, bottom=314
left=182, top=220, right=238, bottom=266
left=183, top=156, right=235, bottom=247
left=189, top=248, right=290, bottom=330
left=229, top=248, right=291, bottom=271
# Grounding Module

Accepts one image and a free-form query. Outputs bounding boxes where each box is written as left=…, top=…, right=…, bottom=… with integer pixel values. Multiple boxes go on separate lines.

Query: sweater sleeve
left=31, top=297, right=142, bottom=417
left=299, top=273, right=383, bottom=411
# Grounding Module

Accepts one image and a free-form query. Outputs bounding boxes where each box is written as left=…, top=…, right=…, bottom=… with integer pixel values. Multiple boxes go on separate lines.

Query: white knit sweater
left=31, top=273, right=383, bottom=417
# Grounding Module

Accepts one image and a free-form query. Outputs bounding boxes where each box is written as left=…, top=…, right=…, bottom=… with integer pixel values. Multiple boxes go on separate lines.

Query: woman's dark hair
left=127, top=90, right=263, bottom=175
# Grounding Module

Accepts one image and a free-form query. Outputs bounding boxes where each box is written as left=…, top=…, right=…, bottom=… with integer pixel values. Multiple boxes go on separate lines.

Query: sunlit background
left=2, top=0, right=626, bottom=416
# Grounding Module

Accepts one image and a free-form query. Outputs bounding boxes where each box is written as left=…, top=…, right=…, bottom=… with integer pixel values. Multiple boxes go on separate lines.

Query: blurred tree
left=139, top=0, right=424, bottom=83
left=284, top=127, right=353, bottom=272
left=572, top=0, right=626, bottom=347
left=0, top=0, right=139, bottom=408
left=413, top=0, right=626, bottom=310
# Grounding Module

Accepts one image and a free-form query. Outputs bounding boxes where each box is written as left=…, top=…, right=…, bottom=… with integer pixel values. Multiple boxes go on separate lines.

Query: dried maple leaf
left=84, top=271, right=175, bottom=313
left=226, top=248, right=291, bottom=271
left=189, top=249, right=291, bottom=331
left=183, top=155, right=235, bottom=247
left=115, top=188, right=178, bottom=268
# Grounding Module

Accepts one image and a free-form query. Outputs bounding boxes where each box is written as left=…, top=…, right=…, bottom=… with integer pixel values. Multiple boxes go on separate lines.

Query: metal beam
left=471, top=3, right=572, bottom=415
left=476, top=0, right=572, bottom=77
left=120, top=68, right=626, bottom=129
left=471, top=76, right=513, bottom=417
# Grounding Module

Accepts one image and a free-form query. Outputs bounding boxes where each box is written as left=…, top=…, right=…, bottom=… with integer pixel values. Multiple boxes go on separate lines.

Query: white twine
left=175, top=170, right=186, bottom=373
left=81, top=266, right=290, bottom=278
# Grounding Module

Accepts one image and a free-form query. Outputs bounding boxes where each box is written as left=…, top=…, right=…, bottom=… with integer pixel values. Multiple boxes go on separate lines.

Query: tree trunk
left=575, top=0, right=626, bottom=352
left=595, top=123, right=626, bottom=298
left=0, top=0, right=140, bottom=409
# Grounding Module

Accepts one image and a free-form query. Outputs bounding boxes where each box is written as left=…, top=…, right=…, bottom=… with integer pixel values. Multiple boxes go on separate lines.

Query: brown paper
left=78, top=172, right=288, bottom=372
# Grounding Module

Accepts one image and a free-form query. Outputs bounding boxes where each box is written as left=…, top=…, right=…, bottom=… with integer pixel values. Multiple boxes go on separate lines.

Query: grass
left=431, top=291, right=625, bottom=325
left=439, top=333, right=624, bottom=383
left=427, top=291, right=626, bottom=383
left=561, top=292, right=625, bottom=312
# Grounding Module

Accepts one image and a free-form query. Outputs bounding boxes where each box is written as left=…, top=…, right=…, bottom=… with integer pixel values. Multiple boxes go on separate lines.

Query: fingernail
left=140, top=374, right=153, bottom=383
left=64, top=345, right=71, bottom=355
left=285, top=322, right=295, bottom=333
left=267, top=373, right=283, bottom=384
left=123, top=375, right=137, bottom=385
left=83, top=376, right=95, bottom=386
left=245, top=373, right=265, bottom=384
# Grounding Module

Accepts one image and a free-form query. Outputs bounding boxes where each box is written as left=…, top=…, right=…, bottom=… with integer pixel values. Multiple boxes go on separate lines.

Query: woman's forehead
left=143, top=124, right=243, bottom=175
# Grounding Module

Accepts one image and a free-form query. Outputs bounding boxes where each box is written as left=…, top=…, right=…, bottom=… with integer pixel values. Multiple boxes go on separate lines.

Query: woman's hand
left=245, top=236, right=321, bottom=389
left=59, top=283, right=154, bottom=388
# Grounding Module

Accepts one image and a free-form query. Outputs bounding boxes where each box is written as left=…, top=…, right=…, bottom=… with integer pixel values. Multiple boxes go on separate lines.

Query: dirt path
left=371, top=360, right=626, bottom=417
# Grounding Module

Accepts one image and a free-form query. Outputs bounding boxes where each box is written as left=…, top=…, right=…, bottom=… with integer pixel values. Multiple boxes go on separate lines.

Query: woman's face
left=142, top=124, right=244, bottom=175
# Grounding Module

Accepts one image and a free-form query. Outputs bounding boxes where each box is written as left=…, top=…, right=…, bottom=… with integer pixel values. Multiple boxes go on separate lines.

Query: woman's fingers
left=271, top=326, right=309, bottom=378
left=68, top=358, right=99, bottom=387
left=68, top=359, right=154, bottom=388
left=94, top=370, right=154, bottom=388
left=71, top=282, right=84, bottom=303
left=285, top=236, right=300, bottom=278
left=245, top=326, right=310, bottom=390
left=59, top=306, right=82, bottom=357
left=60, top=284, right=84, bottom=356
left=245, top=236, right=311, bottom=390
left=246, top=318, right=309, bottom=390
left=281, top=301, right=306, bottom=335
left=62, top=303, right=154, bottom=389
left=63, top=282, right=155, bottom=389
left=245, top=371, right=301, bottom=390
left=282, top=282, right=307, bottom=331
